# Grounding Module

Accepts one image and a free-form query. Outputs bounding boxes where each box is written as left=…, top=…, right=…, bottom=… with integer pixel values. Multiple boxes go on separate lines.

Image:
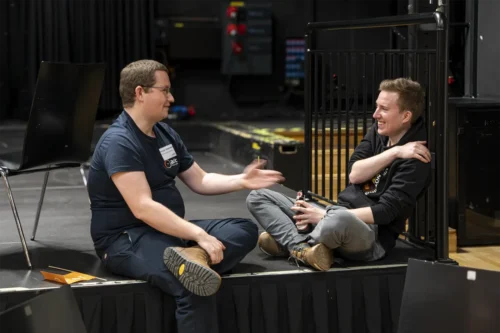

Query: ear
left=134, top=86, right=146, bottom=103
left=402, top=110, right=413, bottom=124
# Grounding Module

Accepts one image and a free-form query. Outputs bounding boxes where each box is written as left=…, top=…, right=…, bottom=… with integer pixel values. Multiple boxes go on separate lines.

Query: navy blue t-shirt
left=87, top=111, right=194, bottom=251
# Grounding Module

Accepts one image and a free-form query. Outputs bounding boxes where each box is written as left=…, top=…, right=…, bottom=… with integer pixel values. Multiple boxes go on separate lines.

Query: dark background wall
left=0, top=0, right=488, bottom=123
left=0, top=0, right=156, bottom=122
left=153, top=0, right=400, bottom=121
left=153, top=0, right=318, bottom=121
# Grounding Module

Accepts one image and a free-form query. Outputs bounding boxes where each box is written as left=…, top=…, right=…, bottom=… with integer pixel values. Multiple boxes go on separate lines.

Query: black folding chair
left=0, top=62, right=106, bottom=268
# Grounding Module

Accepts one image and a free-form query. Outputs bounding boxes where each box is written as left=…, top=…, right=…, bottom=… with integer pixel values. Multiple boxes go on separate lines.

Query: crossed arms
left=292, top=140, right=431, bottom=226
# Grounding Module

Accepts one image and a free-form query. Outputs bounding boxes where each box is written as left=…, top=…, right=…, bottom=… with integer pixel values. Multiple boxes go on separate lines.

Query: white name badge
left=159, top=144, right=177, bottom=160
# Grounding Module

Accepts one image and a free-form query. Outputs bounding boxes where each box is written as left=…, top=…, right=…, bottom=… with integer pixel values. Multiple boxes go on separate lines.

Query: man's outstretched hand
left=240, top=159, right=285, bottom=190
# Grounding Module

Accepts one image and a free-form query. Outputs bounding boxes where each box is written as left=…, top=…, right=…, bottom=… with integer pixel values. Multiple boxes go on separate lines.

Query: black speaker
left=448, top=98, right=500, bottom=246
left=0, top=285, right=87, bottom=333
left=475, top=0, right=500, bottom=99
left=398, top=259, right=500, bottom=333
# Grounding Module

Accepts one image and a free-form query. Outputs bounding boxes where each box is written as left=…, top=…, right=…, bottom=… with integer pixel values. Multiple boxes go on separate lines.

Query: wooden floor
left=450, top=246, right=500, bottom=272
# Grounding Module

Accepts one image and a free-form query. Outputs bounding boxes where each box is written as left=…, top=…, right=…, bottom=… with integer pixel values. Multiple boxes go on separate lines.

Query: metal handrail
left=306, top=12, right=445, bottom=31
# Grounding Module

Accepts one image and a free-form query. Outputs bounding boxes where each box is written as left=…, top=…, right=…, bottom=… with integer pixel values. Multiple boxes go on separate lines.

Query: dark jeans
left=100, top=218, right=258, bottom=333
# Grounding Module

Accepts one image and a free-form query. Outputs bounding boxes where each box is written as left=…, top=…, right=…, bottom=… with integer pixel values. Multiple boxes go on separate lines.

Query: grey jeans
left=246, top=189, right=385, bottom=262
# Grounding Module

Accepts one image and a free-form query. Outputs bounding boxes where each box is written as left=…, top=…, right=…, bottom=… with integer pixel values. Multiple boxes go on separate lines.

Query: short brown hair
left=119, top=60, right=168, bottom=107
left=379, top=78, right=425, bottom=123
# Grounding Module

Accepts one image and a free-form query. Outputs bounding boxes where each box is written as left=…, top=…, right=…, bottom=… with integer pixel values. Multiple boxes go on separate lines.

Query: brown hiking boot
left=163, top=246, right=221, bottom=296
left=290, top=242, right=333, bottom=271
left=258, top=232, right=289, bottom=257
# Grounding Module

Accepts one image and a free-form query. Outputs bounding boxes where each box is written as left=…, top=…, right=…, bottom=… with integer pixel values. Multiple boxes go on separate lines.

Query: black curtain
left=6, top=0, right=155, bottom=121
left=0, top=283, right=178, bottom=333
left=0, top=267, right=406, bottom=333
left=216, top=267, right=406, bottom=333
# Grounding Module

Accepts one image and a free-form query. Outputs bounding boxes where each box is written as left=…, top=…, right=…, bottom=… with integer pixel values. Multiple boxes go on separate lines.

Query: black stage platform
left=0, top=124, right=433, bottom=333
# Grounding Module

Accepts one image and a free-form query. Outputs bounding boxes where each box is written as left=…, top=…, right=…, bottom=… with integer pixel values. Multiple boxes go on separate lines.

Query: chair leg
left=79, top=163, right=88, bottom=187
left=31, top=171, right=50, bottom=241
left=0, top=170, right=33, bottom=269
left=80, top=163, right=91, bottom=205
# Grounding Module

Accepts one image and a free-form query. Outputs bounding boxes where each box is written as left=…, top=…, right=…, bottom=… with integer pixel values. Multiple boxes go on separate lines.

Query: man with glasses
left=87, top=59, right=284, bottom=333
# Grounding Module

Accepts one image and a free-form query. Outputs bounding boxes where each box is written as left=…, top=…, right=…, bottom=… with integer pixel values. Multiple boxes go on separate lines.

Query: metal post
left=1, top=170, right=32, bottom=268
left=304, top=32, right=312, bottom=196
left=32, top=171, right=50, bottom=240
left=435, top=3, right=454, bottom=263
left=408, top=0, right=416, bottom=78
left=464, top=0, right=478, bottom=97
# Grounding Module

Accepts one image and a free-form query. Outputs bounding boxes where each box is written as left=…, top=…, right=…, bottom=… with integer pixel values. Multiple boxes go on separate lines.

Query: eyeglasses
left=142, top=85, right=172, bottom=96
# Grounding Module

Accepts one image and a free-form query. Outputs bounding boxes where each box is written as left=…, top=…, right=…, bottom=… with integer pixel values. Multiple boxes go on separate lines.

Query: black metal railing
left=303, top=12, right=450, bottom=261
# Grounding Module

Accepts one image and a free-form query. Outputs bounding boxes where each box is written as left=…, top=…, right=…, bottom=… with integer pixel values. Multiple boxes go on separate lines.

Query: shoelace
left=288, top=245, right=308, bottom=269
left=287, top=256, right=301, bottom=269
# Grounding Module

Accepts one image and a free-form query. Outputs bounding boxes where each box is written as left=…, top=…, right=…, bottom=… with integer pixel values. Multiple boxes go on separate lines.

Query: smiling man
left=246, top=78, right=432, bottom=271
left=87, top=60, right=284, bottom=333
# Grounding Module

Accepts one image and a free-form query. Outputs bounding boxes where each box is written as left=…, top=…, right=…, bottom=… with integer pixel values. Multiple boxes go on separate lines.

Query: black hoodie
left=332, top=116, right=432, bottom=252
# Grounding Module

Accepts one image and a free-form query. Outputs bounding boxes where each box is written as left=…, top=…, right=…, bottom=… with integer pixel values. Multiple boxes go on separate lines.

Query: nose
left=373, top=108, right=380, bottom=119
left=168, top=93, right=175, bottom=104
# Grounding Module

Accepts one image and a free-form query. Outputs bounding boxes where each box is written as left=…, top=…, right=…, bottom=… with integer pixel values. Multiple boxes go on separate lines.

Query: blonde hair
left=379, top=78, right=425, bottom=123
